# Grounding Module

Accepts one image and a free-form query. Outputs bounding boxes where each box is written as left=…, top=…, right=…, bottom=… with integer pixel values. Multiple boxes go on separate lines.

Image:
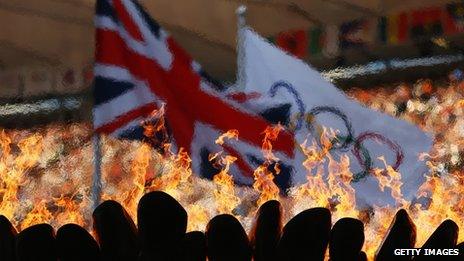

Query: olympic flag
left=239, top=28, right=433, bottom=206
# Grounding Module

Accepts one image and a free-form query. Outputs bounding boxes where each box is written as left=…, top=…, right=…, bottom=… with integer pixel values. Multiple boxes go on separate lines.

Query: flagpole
left=91, top=131, right=103, bottom=211
left=236, top=5, right=247, bottom=91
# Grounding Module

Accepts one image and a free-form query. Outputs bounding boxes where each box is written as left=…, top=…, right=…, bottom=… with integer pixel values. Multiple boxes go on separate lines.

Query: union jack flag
left=93, top=0, right=295, bottom=187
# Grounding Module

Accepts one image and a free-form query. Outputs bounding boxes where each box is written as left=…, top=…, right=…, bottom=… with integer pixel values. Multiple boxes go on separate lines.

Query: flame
left=19, top=200, right=53, bottom=230
left=142, top=105, right=169, bottom=149
left=372, top=156, right=406, bottom=207
left=0, top=132, right=43, bottom=226
left=54, top=193, right=87, bottom=227
left=0, top=116, right=463, bottom=261
left=412, top=171, right=464, bottom=245
left=125, top=143, right=152, bottom=220
left=212, top=154, right=240, bottom=214
left=186, top=204, right=209, bottom=231
left=253, top=125, right=283, bottom=207
left=210, top=130, right=240, bottom=214
left=147, top=146, right=193, bottom=199
left=290, top=128, right=357, bottom=218
left=215, top=129, right=239, bottom=145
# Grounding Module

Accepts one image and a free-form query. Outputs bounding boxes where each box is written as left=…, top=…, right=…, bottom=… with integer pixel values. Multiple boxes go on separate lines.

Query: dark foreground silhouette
left=1, top=191, right=463, bottom=261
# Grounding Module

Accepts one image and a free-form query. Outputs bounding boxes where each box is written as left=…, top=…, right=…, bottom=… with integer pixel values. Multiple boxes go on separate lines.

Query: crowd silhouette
left=0, top=191, right=463, bottom=261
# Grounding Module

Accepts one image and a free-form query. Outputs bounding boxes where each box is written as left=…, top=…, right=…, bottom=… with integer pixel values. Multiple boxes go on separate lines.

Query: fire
left=19, top=200, right=53, bottom=230
left=124, top=142, right=152, bottom=220
left=54, top=193, right=87, bottom=228
left=253, top=125, right=283, bottom=207
left=0, top=121, right=464, bottom=261
left=412, top=172, right=464, bottom=245
left=210, top=130, right=241, bottom=214
left=372, top=156, right=407, bottom=207
left=147, top=146, right=193, bottom=198
left=211, top=153, right=240, bottom=214
left=215, top=129, right=239, bottom=145
left=290, top=128, right=357, bottom=218
left=0, top=132, right=44, bottom=226
left=185, top=204, right=209, bottom=232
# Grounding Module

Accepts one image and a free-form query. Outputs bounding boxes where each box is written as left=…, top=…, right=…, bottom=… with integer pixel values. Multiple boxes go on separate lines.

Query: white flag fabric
left=240, top=28, right=433, bottom=206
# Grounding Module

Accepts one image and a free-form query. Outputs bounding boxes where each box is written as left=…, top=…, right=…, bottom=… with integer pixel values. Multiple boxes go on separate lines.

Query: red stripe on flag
left=223, top=145, right=255, bottom=178
left=112, top=0, right=144, bottom=42
left=96, top=29, right=169, bottom=97
left=96, top=103, right=157, bottom=134
left=95, top=30, right=295, bottom=158
left=226, top=92, right=262, bottom=103
left=397, top=13, right=408, bottom=43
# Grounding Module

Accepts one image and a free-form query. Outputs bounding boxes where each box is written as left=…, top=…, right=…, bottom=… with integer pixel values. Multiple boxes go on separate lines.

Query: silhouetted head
left=277, top=207, right=331, bottom=261
left=250, top=200, right=283, bottom=261
left=359, top=251, right=368, bottom=261
left=56, top=223, right=100, bottom=261
left=179, top=231, right=207, bottom=261
left=0, top=215, right=17, bottom=261
left=414, top=219, right=459, bottom=261
left=329, top=217, right=364, bottom=261
left=457, top=242, right=464, bottom=259
left=137, top=191, right=187, bottom=259
left=16, top=223, right=56, bottom=261
left=93, top=200, right=138, bottom=261
left=206, top=214, right=252, bottom=261
left=376, top=209, right=416, bottom=261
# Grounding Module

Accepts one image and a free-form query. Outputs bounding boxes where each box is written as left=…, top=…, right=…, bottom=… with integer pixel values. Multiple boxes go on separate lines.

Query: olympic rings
left=269, top=81, right=306, bottom=131
left=306, top=106, right=355, bottom=151
left=268, top=82, right=405, bottom=182
left=352, top=131, right=404, bottom=171
left=305, top=107, right=404, bottom=181
left=351, top=144, right=372, bottom=182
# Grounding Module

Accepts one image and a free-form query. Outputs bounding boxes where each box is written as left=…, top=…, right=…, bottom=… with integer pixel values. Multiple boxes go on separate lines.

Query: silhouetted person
left=277, top=207, right=331, bottom=261
left=206, top=214, right=252, bottom=261
left=329, top=218, right=365, bottom=261
left=457, top=242, right=464, bottom=259
left=56, top=223, right=100, bottom=261
left=93, top=200, right=138, bottom=261
left=137, top=191, right=187, bottom=261
left=413, top=220, right=459, bottom=261
left=0, top=215, right=16, bottom=261
left=249, top=200, right=283, bottom=261
left=376, top=209, right=416, bottom=261
left=179, top=231, right=207, bottom=261
left=16, top=223, right=56, bottom=261
left=359, top=251, right=368, bottom=261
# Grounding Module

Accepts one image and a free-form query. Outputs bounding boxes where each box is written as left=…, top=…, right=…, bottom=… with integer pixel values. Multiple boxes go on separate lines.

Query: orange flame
left=210, top=130, right=240, bottom=214
left=253, top=125, right=283, bottom=207
left=290, top=127, right=357, bottom=218
left=0, top=119, right=463, bottom=261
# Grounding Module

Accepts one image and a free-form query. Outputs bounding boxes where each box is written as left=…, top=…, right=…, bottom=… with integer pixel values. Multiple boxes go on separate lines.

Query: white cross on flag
left=93, top=0, right=295, bottom=187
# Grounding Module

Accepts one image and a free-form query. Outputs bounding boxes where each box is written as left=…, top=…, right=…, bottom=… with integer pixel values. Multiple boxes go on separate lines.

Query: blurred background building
left=1, top=0, right=464, bottom=127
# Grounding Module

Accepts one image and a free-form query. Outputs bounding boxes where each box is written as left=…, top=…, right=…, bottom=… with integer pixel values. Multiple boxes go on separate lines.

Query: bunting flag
left=308, top=27, right=324, bottom=56
left=340, top=19, right=376, bottom=49
left=275, top=30, right=308, bottom=59
left=410, top=7, right=443, bottom=41
left=378, top=12, right=409, bottom=44
left=323, top=25, right=340, bottom=57
left=444, top=3, right=464, bottom=35
left=56, top=68, right=85, bottom=94
left=83, top=65, right=94, bottom=86
left=270, top=3, right=461, bottom=58
left=23, top=69, right=53, bottom=97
